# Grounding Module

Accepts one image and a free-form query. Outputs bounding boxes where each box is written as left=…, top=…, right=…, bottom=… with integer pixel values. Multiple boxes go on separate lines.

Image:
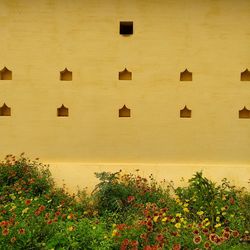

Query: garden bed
left=0, top=154, right=249, bottom=249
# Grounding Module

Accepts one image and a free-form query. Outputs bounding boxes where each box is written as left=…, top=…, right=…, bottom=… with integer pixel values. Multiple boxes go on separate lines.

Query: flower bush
left=0, top=154, right=249, bottom=249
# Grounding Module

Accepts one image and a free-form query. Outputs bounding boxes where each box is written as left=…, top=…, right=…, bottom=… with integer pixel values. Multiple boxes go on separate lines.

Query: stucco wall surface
left=0, top=0, right=249, bottom=189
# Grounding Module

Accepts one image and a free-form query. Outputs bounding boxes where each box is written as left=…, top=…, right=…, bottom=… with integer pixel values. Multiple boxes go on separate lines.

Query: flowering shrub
left=0, top=155, right=249, bottom=249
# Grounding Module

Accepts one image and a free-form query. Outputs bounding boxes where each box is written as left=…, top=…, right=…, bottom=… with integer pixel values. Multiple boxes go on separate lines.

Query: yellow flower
left=216, top=216, right=220, bottom=222
left=176, top=213, right=182, bottom=217
left=171, top=218, right=176, bottom=223
left=175, top=223, right=181, bottom=229
left=180, top=218, right=185, bottom=222
left=197, top=211, right=204, bottom=216
left=112, top=229, right=118, bottom=237
left=68, top=226, right=75, bottom=231
left=162, top=217, right=167, bottom=222
left=215, top=223, right=221, bottom=228
left=221, top=207, right=226, bottom=211
left=205, top=222, right=210, bottom=226
left=22, top=207, right=29, bottom=214
left=183, top=207, right=189, bottom=213
left=183, top=203, right=189, bottom=207
left=222, top=212, right=226, bottom=216
left=153, top=216, right=159, bottom=222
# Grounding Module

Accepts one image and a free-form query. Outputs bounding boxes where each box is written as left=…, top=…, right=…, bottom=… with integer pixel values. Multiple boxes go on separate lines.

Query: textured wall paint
left=0, top=0, right=249, bottom=190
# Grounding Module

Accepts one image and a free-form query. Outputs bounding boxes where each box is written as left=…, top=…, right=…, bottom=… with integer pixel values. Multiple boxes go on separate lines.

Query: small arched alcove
left=119, top=68, right=132, bottom=80
left=60, top=68, right=72, bottom=81
left=180, top=106, right=192, bottom=118
left=57, top=105, right=69, bottom=117
left=0, top=67, right=12, bottom=80
left=120, top=21, right=133, bottom=35
left=0, top=103, right=11, bottom=116
left=240, top=69, right=250, bottom=81
left=180, top=69, right=192, bottom=81
left=119, top=105, right=131, bottom=117
left=239, top=107, right=250, bottom=118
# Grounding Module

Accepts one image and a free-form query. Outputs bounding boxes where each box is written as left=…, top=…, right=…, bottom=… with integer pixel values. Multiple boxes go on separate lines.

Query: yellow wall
left=0, top=0, right=249, bottom=191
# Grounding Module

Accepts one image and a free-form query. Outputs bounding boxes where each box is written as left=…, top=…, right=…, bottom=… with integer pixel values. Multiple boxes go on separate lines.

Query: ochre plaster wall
left=0, top=0, right=249, bottom=190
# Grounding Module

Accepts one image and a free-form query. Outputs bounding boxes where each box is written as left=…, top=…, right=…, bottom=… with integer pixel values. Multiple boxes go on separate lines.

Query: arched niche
left=119, top=68, right=132, bottom=80
left=240, top=69, right=250, bottom=81
left=0, top=103, right=11, bottom=116
left=60, top=68, right=72, bottom=81
left=239, top=107, right=250, bottom=118
left=57, top=104, right=69, bottom=117
left=180, top=69, right=192, bottom=81
left=0, top=67, right=12, bottom=80
left=120, top=21, right=133, bottom=35
left=119, top=105, right=131, bottom=117
left=180, top=106, right=192, bottom=118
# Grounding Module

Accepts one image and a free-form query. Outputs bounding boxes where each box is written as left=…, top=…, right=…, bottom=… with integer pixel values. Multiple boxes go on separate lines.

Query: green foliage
left=0, top=154, right=54, bottom=199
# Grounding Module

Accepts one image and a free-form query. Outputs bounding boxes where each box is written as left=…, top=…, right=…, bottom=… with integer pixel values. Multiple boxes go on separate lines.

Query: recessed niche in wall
left=0, top=67, right=12, bottom=80
left=0, top=103, right=11, bottom=116
left=240, top=69, right=250, bottom=81
left=119, top=105, right=131, bottom=117
left=239, top=107, right=250, bottom=118
left=60, top=68, right=72, bottom=81
left=180, top=106, right=192, bottom=118
left=119, top=68, right=132, bottom=80
left=57, top=105, right=69, bottom=117
left=180, top=69, right=192, bottom=81
left=120, top=21, right=133, bottom=35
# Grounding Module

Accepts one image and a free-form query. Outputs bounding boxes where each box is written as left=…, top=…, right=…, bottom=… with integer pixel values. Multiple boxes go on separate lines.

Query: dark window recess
left=0, top=103, right=11, bottom=116
left=120, top=21, right=133, bottom=35
left=180, top=69, right=192, bottom=81
left=240, top=69, right=250, bottom=81
left=0, top=67, right=12, bottom=80
left=119, top=105, right=131, bottom=117
left=119, top=68, right=132, bottom=80
left=180, top=106, right=192, bottom=118
left=239, top=107, right=250, bottom=118
left=60, top=68, right=72, bottom=81
left=57, top=104, right=69, bottom=117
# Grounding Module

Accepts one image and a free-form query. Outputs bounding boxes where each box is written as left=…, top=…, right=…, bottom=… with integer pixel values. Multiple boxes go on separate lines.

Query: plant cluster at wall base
left=0, top=155, right=249, bottom=250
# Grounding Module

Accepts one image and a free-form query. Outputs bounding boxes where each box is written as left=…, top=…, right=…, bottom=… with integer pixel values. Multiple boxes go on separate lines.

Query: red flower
left=202, top=228, right=209, bottom=235
left=223, top=231, right=230, bottom=240
left=204, top=241, right=211, bottom=249
left=143, top=246, right=158, bottom=250
left=156, top=234, right=164, bottom=242
left=45, top=213, right=50, bottom=219
left=10, top=237, right=16, bottom=243
left=18, top=228, right=25, bottom=235
left=55, top=211, right=61, bottom=217
left=172, top=243, right=181, bottom=250
left=193, top=229, right=199, bottom=235
left=127, top=196, right=135, bottom=203
left=229, top=197, right=235, bottom=205
left=47, top=220, right=53, bottom=225
left=39, top=205, right=46, bottom=212
left=0, top=221, right=8, bottom=228
left=25, top=199, right=31, bottom=206
left=232, top=230, right=239, bottom=238
left=131, top=240, right=139, bottom=247
left=122, top=239, right=129, bottom=246
left=2, top=228, right=9, bottom=236
left=193, top=235, right=202, bottom=244
left=35, top=210, right=41, bottom=216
